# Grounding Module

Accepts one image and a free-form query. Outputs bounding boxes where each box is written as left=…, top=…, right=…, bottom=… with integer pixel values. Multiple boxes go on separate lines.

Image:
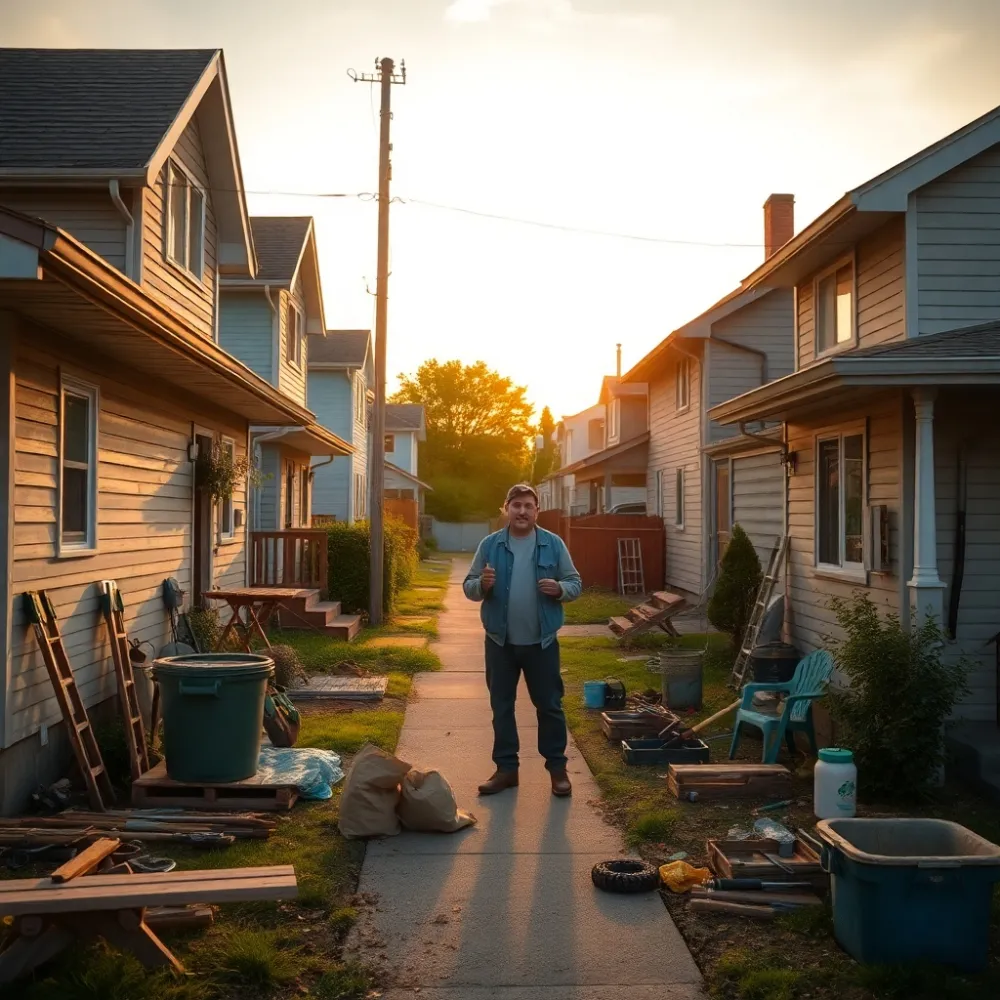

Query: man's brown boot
left=550, top=769, right=572, bottom=797
left=478, top=770, right=519, bottom=795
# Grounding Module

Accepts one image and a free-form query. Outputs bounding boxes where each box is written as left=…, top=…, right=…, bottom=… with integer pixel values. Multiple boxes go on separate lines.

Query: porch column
left=907, top=388, right=946, bottom=624
left=604, top=471, right=613, bottom=512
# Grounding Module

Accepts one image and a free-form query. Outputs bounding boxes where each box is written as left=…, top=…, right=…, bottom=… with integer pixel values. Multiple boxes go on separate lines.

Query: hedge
left=326, top=516, right=418, bottom=616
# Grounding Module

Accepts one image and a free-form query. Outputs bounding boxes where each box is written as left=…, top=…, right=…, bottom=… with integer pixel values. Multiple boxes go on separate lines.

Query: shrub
left=826, top=591, right=970, bottom=801
left=269, top=644, right=307, bottom=688
left=707, top=523, right=762, bottom=650
left=325, top=516, right=418, bottom=615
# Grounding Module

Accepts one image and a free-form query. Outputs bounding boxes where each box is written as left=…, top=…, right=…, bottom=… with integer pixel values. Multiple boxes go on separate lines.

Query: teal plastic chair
left=728, top=649, right=834, bottom=764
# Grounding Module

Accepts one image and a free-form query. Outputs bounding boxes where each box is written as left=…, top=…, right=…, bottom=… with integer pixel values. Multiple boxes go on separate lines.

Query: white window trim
left=655, top=469, right=664, bottom=519
left=675, top=467, right=685, bottom=531
left=608, top=398, right=621, bottom=443
left=58, top=375, right=99, bottom=558
left=354, top=374, right=365, bottom=426
left=675, top=356, right=691, bottom=413
left=219, top=436, right=236, bottom=541
left=165, top=157, right=207, bottom=282
left=813, top=252, right=857, bottom=359
left=285, top=299, right=303, bottom=369
left=813, top=422, right=868, bottom=584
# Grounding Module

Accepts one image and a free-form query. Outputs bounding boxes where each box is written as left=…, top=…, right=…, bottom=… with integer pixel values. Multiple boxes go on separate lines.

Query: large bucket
left=658, top=649, right=703, bottom=712
left=583, top=681, right=606, bottom=709
left=152, top=653, right=274, bottom=783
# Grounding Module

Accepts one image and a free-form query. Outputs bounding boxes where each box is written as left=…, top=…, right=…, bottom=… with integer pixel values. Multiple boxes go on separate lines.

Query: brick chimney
left=763, top=194, right=794, bottom=259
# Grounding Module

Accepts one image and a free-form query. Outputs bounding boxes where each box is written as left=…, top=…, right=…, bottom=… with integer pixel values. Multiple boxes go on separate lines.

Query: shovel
left=659, top=699, right=741, bottom=748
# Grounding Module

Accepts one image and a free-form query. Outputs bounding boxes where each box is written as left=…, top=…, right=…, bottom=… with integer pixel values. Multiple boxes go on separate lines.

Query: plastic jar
left=814, top=747, right=858, bottom=819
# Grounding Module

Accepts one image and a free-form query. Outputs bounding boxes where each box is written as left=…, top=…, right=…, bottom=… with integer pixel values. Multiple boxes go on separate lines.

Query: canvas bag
left=337, top=743, right=412, bottom=839
left=262, top=686, right=301, bottom=748
left=398, top=768, right=477, bottom=833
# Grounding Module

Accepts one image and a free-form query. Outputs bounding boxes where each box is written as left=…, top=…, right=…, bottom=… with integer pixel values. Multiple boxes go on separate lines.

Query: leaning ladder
left=100, top=580, right=150, bottom=780
left=617, top=537, right=645, bottom=595
left=729, top=535, right=788, bottom=689
left=23, top=591, right=115, bottom=811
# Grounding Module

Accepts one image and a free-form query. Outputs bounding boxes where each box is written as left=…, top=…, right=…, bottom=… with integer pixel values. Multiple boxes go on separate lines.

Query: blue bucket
left=583, top=681, right=606, bottom=709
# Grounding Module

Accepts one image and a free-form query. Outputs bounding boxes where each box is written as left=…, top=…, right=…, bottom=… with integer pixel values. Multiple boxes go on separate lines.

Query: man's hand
left=538, top=578, right=562, bottom=598
left=481, top=564, right=496, bottom=592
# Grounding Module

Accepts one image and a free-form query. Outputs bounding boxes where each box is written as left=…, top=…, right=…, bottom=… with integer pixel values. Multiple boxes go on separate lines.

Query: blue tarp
left=257, top=745, right=345, bottom=800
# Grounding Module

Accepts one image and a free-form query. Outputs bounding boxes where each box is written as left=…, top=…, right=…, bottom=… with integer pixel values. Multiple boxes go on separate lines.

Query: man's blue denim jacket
left=463, top=526, right=582, bottom=648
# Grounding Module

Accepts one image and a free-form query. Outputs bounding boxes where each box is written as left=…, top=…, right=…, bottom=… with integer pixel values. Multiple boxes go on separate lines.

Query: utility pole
left=350, top=57, right=406, bottom=626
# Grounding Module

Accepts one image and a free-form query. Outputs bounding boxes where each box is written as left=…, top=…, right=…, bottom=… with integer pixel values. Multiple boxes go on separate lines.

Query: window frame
left=300, top=466, right=311, bottom=526
left=284, top=461, right=295, bottom=529
left=285, top=299, right=303, bottom=369
left=354, top=374, right=365, bottom=426
left=608, top=397, right=621, bottom=442
left=219, top=436, right=236, bottom=540
left=384, top=433, right=395, bottom=453
left=674, top=467, right=685, bottom=530
left=675, top=356, right=691, bottom=412
left=813, top=253, right=857, bottom=358
left=164, top=158, right=206, bottom=281
left=58, top=375, right=99, bottom=557
left=353, top=470, right=367, bottom=520
left=813, top=423, right=868, bottom=583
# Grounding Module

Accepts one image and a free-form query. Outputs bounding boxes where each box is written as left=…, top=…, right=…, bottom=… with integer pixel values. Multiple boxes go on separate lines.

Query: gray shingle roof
left=0, top=48, right=216, bottom=171
left=852, top=321, right=1000, bottom=359
left=308, top=330, right=370, bottom=367
left=385, top=404, right=423, bottom=431
left=250, top=217, right=312, bottom=283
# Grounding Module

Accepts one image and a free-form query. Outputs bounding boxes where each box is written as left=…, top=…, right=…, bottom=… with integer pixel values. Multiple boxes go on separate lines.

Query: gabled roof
left=307, top=330, right=371, bottom=368
left=250, top=217, right=313, bottom=283
left=559, top=432, right=650, bottom=476
left=598, top=375, right=648, bottom=403
left=385, top=461, right=433, bottom=492
left=385, top=403, right=425, bottom=439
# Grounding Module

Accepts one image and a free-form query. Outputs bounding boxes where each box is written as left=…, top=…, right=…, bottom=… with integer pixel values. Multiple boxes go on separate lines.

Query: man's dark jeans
left=485, top=638, right=568, bottom=773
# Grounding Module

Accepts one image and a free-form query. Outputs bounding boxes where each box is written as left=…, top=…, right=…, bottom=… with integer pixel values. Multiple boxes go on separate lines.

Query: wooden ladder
left=100, top=581, right=150, bottom=780
left=617, top=537, right=645, bottom=595
left=729, top=535, right=788, bottom=689
left=22, top=591, right=114, bottom=811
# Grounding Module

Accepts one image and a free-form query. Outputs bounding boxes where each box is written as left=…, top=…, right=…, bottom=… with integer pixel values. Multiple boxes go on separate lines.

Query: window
left=354, top=472, right=367, bottom=519
left=354, top=375, right=365, bottom=425
left=676, top=357, right=690, bottom=411
left=675, top=468, right=685, bottom=528
left=285, top=301, right=303, bottom=367
left=59, top=377, right=98, bottom=553
left=220, top=438, right=235, bottom=539
left=655, top=470, right=664, bottom=518
left=165, top=160, right=205, bottom=279
left=564, top=430, right=573, bottom=465
left=816, top=260, right=854, bottom=352
left=284, top=463, right=295, bottom=529
left=588, top=418, right=605, bottom=450
left=384, top=434, right=395, bottom=453
left=817, top=432, right=865, bottom=571
left=608, top=398, right=621, bottom=441
left=300, top=467, right=311, bottom=526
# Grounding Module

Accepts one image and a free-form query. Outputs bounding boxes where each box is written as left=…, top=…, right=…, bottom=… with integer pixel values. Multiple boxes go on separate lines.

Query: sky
left=5, top=0, right=1000, bottom=420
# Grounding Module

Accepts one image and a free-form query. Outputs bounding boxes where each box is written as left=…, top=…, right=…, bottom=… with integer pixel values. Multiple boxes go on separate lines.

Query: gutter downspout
left=109, top=180, right=134, bottom=279
left=264, top=285, right=280, bottom=388
left=711, top=334, right=768, bottom=383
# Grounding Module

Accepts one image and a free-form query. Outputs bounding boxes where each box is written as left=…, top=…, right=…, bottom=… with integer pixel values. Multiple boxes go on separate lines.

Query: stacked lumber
left=667, top=763, right=792, bottom=802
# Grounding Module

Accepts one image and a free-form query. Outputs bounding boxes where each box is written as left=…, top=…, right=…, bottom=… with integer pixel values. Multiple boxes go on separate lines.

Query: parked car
left=608, top=502, right=647, bottom=515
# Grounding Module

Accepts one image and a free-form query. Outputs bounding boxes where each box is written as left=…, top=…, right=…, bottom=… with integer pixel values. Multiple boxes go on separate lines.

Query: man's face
left=506, top=493, right=538, bottom=532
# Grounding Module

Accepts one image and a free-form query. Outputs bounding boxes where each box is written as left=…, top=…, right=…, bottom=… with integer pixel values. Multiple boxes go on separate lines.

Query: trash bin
left=816, top=817, right=1000, bottom=972
left=749, top=641, right=800, bottom=683
left=152, top=653, right=274, bottom=783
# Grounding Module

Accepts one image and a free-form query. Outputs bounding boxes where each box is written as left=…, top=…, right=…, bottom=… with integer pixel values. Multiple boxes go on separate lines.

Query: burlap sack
left=337, top=743, right=412, bottom=839
left=398, top=768, right=477, bottom=833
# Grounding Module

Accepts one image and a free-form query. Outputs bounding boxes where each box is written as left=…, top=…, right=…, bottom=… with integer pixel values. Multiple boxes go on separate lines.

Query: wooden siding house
left=622, top=195, right=797, bottom=597
left=383, top=404, right=432, bottom=516
left=539, top=403, right=607, bottom=514
left=708, top=103, right=1000, bottom=743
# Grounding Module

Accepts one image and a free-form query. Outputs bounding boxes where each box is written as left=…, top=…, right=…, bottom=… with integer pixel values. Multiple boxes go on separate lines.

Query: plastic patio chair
left=728, top=649, right=834, bottom=764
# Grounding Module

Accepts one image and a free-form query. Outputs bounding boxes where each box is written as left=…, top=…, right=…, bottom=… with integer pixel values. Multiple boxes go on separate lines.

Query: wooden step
left=277, top=600, right=342, bottom=629
left=609, top=616, right=633, bottom=636
left=323, top=614, right=362, bottom=641
left=651, top=591, right=685, bottom=611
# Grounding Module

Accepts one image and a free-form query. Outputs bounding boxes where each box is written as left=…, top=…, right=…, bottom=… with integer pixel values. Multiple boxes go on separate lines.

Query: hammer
left=658, top=698, right=741, bottom=748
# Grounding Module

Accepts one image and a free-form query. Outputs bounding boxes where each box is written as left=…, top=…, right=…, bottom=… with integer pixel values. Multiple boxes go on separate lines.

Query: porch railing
left=250, top=530, right=329, bottom=595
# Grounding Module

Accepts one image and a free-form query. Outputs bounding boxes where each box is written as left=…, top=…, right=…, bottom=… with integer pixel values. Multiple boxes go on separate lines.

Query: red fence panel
left=561, top=514, right=664, bottom=593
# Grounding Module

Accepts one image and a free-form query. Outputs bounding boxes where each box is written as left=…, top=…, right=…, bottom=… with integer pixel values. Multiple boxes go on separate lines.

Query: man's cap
left=504, top=483, right=538, bottom=505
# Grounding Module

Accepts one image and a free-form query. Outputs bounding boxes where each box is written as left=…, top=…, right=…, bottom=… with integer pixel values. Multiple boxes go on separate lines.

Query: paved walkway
left=347, top=560, right=703, bottom=999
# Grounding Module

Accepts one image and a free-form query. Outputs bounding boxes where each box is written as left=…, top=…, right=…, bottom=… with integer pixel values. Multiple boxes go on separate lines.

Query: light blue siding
left=257, top=444, right=281, bottom=529
left=385, top=430, right=418, bottom=476
left=308, top=368, right=367, bottom=521
left=219, top=291, right=274, bottom=384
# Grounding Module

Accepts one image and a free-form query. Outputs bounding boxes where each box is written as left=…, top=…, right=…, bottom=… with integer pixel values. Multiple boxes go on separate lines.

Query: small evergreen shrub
left=707, top=523, right=762, bottom=650
left=826, top=591, right=970, bottom=801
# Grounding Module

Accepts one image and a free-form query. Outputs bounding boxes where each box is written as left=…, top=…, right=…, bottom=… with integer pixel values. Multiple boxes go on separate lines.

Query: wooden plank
left=689, top=898, right=775, bottom=920
left=49, top=838, right=121, bottom=883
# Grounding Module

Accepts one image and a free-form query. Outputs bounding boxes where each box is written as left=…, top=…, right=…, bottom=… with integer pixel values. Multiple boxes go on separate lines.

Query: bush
left=269, top=644, right=307, bottom=688
left=325, top=516, right=418, bottom=615
left=826, top=591, right=970, bottom=801
left=707, top=523, right=762, bottom=650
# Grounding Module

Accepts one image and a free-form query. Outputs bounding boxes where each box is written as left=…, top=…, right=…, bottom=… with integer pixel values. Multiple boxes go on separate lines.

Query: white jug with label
left=814, top=747, right=857, bottom=819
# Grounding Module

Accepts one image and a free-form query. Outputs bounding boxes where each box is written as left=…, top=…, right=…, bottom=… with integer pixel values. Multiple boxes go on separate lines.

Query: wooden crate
left=132, top=762, right=298, bottom=812
left=706, top=837, right=828, bottom=891
left=667, top=763, right=792, bottom=801
left=600, top=710, right=673, bottom=742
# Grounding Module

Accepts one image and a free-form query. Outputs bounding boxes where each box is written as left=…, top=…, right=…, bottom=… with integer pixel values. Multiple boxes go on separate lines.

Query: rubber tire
left=590, top=859, right=660, bottom=894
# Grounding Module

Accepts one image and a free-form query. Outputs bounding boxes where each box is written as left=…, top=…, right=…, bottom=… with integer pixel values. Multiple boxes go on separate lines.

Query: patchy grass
left=192, top=926, right=305, bottom=989
left=270, top=629, right=440, bottom=676
left=563, top=587, right=637, bottom=625
left=393, top=559, right=452, bottom=618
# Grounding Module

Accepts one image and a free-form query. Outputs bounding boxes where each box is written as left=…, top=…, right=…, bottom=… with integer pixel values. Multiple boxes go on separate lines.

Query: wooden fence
left=250, top=530, right=329, bottom=594
left=385, top=498, right=419, bottom=531
left=536, top=511, right=664, bottom=593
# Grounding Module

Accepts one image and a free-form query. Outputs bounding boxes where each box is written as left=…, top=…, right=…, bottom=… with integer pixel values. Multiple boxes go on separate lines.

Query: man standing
left=463, top=484, right=582, bottom=797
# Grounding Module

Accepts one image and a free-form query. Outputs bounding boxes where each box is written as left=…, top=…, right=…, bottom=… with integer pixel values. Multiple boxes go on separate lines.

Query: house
left=0, top=48, right=350, bottom=812
left=219, top=216, right=353, bottom=531
left=307, top=330, right=373, bottom=522
left=539, top=403, right=607, bottom=513
left=706, top=103, right=1000, bottom=739
left=621, top=195, right=797, bottom=597
left=383, top=403, right=432, bottom=514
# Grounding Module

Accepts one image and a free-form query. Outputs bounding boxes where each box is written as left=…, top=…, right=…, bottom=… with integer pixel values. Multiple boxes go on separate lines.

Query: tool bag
left=262, top=685, right=301, bottom=747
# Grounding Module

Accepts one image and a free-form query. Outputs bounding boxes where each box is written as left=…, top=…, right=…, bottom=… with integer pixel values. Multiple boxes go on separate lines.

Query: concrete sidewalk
left=347, top=560, right=704, bottom=999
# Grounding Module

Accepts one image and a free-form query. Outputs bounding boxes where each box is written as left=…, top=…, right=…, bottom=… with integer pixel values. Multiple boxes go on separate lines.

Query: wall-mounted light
left=782, top=450, right=798, bottom=475
left=187, top=441, right=200, bottom=462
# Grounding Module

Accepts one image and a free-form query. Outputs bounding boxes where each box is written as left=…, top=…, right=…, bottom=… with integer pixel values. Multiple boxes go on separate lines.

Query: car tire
left=590, top=859, right=660, bottom=893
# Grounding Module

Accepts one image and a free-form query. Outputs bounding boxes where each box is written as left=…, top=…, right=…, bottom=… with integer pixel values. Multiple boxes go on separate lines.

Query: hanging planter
left=195, top=440, right=265, bottom=502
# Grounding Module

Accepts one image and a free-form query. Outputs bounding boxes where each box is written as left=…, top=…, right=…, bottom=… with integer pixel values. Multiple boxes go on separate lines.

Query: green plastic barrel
left=152, top=653, right=274, bottom=783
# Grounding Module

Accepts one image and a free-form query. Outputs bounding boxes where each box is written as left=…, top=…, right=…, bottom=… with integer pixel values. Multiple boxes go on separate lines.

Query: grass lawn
left=560, top=633, right=1000, bottom=1000
left=563, top=587, right=637, bottom=625
left=1, top=559, right=452, bottom=1000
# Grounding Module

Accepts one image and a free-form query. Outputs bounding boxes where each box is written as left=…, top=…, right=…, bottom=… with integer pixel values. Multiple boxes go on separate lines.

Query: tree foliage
left=531, top=405, right=558, bottom=484
left=707, top=524, right=763, bottom=650
left=391, top=360, right=534, bottom=520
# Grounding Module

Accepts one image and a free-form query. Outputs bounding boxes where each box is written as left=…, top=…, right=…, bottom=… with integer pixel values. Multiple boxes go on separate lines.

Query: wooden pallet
left=706, top=837, right=827, bottom=890
left=667, top=763, right=792, bottom=801
left=609, top=590, right=688, bottom=639
left=131, top=761, right=298, bottom=812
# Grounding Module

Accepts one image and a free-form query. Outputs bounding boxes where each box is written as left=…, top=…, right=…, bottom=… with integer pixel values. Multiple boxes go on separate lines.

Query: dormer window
left=165, top=160, right=205, bottom=280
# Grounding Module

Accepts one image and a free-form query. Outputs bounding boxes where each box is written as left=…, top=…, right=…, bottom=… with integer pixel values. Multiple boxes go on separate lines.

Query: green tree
left=391, top=360, right=534, bottom=520
left=707, top=523, right=763, bottom=651
left=531, top=405, right=557, bottom=484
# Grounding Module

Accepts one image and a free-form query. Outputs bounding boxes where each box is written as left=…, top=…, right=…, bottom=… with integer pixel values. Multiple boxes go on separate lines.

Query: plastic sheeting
left=257, top=745, right=345, bottom=800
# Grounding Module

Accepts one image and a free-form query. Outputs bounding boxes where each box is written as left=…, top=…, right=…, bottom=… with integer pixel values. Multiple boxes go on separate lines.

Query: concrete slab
left=366, top=635, right=428, bottom=649
left=395, top=727, right=586, bottom=771
left=402, top=697, right=540, bottom=731
left=348, top=853, right=702, bottom=989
